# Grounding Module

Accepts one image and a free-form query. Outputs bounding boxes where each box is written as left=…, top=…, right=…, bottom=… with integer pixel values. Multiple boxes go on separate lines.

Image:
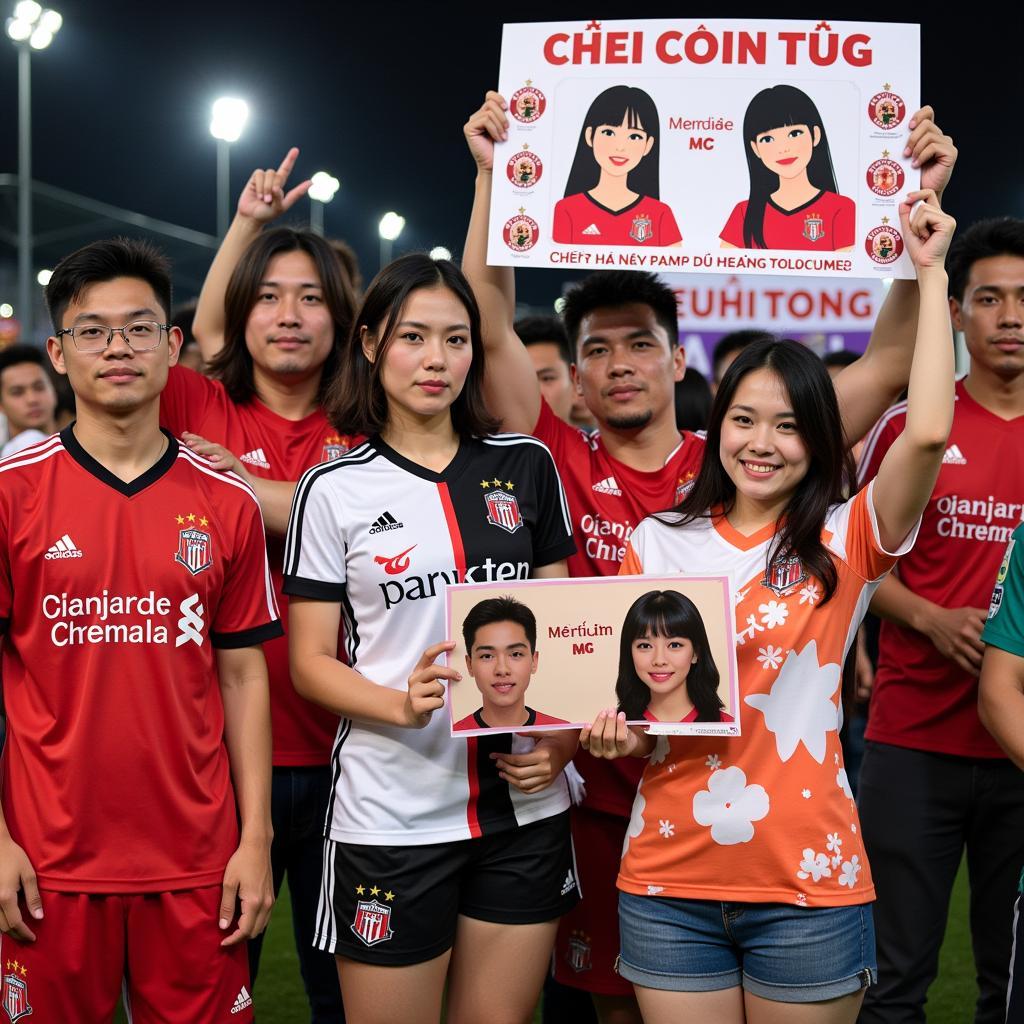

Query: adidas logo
left=240, top=448, right=271, bottom=469
left=942, top=444, right=967, bottom=465
left=231, top=986, right=253, bottom=1014
left=369, top=511, right=404, bottom=535
left=45, top=534, right=84, bottom=560
left=561, top=869, right=577, bottom=896
left=581, top=223, right=601, bottom=236
left=592, top=476, right=622, bottom=496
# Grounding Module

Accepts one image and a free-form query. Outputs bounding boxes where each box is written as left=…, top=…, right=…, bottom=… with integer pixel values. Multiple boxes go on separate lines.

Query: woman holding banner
left=583, top=190, right=955, bottom=1022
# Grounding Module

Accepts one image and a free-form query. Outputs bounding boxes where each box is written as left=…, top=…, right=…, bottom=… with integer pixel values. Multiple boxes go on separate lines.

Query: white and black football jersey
left=284, top=434, right=576, bottom=845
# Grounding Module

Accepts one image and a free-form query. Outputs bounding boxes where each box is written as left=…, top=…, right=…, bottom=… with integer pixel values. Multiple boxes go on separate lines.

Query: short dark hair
left=171, top=301, right=197, bottom=351
left=325, top=254, right=499, bottom=438
left=515, top=315, right=572, bottom=365
left=462, top=596, right=538, bottom=653
left=947, top=217, right=1024, bottom=302
left=0, top=343, right=47, bottom=378
left=45, top=237, right=172, bottom=331
left=209, top=227, right=357, bottom=405
left=712, top=330, right=774, bottom=381
left=561, top=271, right=678, bottom=352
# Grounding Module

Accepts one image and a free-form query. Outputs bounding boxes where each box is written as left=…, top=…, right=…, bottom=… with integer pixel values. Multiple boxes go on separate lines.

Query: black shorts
left=314, top=810, right=577, bottom=965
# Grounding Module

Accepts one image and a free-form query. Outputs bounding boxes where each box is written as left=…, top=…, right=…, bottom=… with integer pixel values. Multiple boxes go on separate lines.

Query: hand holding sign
left=464, top=92, right=509, bottom=174
left=900, top=189, right=955, bottom=271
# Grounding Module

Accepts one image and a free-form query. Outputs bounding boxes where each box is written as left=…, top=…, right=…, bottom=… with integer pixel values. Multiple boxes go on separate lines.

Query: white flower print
left=798, top=582, right=822, bottom=606
left=647, top=885, right=664, bottom=895
left=797, top=848, right=833, bottom=882
left=659, top=819, right=676, bottom=838
left=801, top=789, right=811, bottom=799
left=745, top=641, right=841, bottom=763
left=836, top=768, right=854, bottom=800
left=622, top=787, right=647, bottom=857
left=757, top=645, right=784, bottom=670
left=705, top=754, right=722, bottom=771
left=736, top=613, right=766, bottom=646
left=734, top=587, right=750, bottom=607
left=831, top=854, right=843, bottom=869
left=759, top=600, right=789, bottom=629
left=851, top=823, right=858, bottom=834
left=650, top=736, right=670, bottom=765
left=834, top=753, right=841, bottom=766
left=839, top=855, right=862, bottom=888
left=692, top=767, right=769, bottom=846
left=796, top=892, right=808, bottom=906
left=826, top=832, right=842, bottom=854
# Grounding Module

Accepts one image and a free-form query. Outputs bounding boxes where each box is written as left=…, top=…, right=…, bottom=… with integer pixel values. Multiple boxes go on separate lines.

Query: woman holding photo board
left=583, top=192, right=955, bottom=1022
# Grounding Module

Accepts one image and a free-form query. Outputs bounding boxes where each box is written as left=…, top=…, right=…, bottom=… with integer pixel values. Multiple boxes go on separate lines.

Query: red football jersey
left=161, top=366, right=359, bottom=767
left=0, top=430, right=282, bottom=892
left=720, top=190, right=855, bottom=251
left=553, top=192, right=682, bottom=246
left=857, top=381, right=1024, bottom=757
left=533, top=400, right=705, bottom=814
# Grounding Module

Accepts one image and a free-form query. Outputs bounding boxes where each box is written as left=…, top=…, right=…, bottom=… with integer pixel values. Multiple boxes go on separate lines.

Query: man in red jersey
left=464, top=91, right=957, bottom=1023
left=857, top=217, right=1024, bottom=1024
left=159, top=149, right=355, bottom=1023
left=0, top=238, right=279, bottom=1022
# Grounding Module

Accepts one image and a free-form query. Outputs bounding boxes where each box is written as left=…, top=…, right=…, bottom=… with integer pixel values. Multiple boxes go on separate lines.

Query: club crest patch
left=174, top=513, right=213, bottom=576
left=3, top=960, right=31, bottom=1023
left=350, top=884, right=395, bottom=947
left=482, top=479, right=523, bottom=534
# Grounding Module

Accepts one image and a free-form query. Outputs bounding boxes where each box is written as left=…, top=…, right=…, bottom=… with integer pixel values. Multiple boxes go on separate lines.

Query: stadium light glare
left=378, top=212, right=405, bottom=242
left=308, top=171, right=340, bottom=204
left=209, top=97, right=249, bottom=143
left=429, top=246, right=452, bottom=261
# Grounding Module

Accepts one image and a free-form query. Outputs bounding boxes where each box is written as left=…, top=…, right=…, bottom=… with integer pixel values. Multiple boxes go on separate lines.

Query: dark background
left=0, top=3, right=1021, bottom=309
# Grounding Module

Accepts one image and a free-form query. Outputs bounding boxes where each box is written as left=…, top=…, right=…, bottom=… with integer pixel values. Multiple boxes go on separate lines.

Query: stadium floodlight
left=36, top=268, right=51, bottom=285
left=308, top=171, right=340, bottom=235
left=209, top=97, right=249, bottom=237
left=0, top=304, right=14, bottom=318
left=429, top=246, right=452, bottom=261
left=378, top=212, right=405, bottom=241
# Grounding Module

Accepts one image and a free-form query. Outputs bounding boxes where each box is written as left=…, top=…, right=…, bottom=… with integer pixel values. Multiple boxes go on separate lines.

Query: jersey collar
left=370, top=434, right=473, bottom=483
left=61, top=424, right=179, bottom=497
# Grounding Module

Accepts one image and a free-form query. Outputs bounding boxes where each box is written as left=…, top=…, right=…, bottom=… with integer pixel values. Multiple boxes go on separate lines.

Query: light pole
left=378, top=212, right=405, bottom=271
left=6, top=1, right=62, bottom=341
left=209, top=97, right=249, bottom=238
left=308, top=171, right=339, bottom=236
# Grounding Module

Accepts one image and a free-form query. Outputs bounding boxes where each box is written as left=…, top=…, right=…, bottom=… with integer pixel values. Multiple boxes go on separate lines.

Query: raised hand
left=237, top=147, right=312, bottom=223
left=464, top=91, right=509, bottom=174
left=900, top=189, right=956, bottom=271
left=904, top=107, right=957, bottom=201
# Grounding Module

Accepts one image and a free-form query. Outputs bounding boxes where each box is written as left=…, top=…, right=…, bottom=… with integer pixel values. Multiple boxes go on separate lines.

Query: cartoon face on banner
left=488, top=19, right=920, bottom=280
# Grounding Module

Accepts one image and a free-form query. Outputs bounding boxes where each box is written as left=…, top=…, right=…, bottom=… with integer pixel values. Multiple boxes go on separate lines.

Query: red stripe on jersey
left=464, top=736, right=483, bottom=839
left=437, top=482, right=467, bottom=579
left=437, top=481, right=481, bottom=835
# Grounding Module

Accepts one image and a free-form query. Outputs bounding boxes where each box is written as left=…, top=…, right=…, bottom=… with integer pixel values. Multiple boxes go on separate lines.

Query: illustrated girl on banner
left=553, top=85, right=682, bottom=247
left=721, top=84, right=855, bottom=252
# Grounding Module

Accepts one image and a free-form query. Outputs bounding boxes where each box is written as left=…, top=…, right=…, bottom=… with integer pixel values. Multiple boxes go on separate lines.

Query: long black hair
left=616, top=590, right=721, bottom=721
left=563, top=86, right=662, bottom=200
left=325, top=254, right=499, bottom=438
left=741, top=85, right=838, bottom=249
left=665, top=338, right=856, bottom=605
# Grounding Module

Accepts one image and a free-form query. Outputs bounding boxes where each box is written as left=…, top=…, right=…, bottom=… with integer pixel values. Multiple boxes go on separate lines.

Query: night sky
left=0, top=2, right=1021, bottom=310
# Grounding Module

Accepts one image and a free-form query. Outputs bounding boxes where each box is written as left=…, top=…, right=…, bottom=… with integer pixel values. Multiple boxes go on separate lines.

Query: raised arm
left=192, top=148, right=312, bottom=363
left=832, top=107, right=958, bottom=443
left=463, top=92, right=543, bottom=434
left=871, top=193, right=956, bottom=552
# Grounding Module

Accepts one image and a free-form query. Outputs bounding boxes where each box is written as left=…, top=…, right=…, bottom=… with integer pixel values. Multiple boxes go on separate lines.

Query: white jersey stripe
left=0, top=436, right=64, bottom=474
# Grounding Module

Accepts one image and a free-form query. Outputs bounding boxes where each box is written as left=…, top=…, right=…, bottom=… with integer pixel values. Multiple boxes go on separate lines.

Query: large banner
left=489, top=18, right=920, bottom=280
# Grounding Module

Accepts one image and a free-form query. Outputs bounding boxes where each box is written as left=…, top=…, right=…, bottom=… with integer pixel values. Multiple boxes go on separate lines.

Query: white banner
left=488, top=18, right=920, bottom=280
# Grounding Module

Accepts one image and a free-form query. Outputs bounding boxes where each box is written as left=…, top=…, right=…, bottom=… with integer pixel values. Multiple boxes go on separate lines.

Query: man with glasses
left=0, top=238, right=280, bottom=1022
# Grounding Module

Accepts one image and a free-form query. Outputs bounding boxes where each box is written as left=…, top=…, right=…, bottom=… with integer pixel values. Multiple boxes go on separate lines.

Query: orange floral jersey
left=617, top=483, right=914, bottom=907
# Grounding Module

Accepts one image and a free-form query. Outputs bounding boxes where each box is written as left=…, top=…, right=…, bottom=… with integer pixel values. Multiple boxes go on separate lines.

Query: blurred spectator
left=171, top=301, right=206, bottom=374
left=711, top=329, right=774, bottom=394
left=516, top=315, right=595, bottom=431
left=0, top=344, right=58, bottom=456
left=674, top=366, right=712, bottom=433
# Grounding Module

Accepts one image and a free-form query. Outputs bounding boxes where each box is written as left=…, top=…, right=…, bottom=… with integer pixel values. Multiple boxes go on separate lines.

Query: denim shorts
left=618, top=892, right=876, bottom=1002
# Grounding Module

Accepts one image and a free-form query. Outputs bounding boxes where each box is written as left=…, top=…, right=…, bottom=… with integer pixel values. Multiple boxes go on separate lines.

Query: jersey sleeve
left=828, top=479, right=918, bottom=583
left=719, top=201, right=747, bottom=247
left=552, top=197, right=573, bottom=244
left=0, top=488, right=11, bottom=634
left=159, top=365, right=225, bottom=438
left=211, top=489, right=283, bottom=649
left=834, top=194, right=857, bottom=250
left=532, top=398, right=582, bottom=463
left=528, top=441, right=577, bottom=568
left=282, top=468, right=347, bottom=601
left=982, top=527, right=1024, bottom=656
left=856, top=407, right=902, bottom=487
left=658, top=203, right=683, bottom=246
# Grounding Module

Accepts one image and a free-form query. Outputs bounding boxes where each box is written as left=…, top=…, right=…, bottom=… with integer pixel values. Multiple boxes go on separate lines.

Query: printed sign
left=488, top=18, right=920, bottom=280
left=446, top=574, right=739, bottom=737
